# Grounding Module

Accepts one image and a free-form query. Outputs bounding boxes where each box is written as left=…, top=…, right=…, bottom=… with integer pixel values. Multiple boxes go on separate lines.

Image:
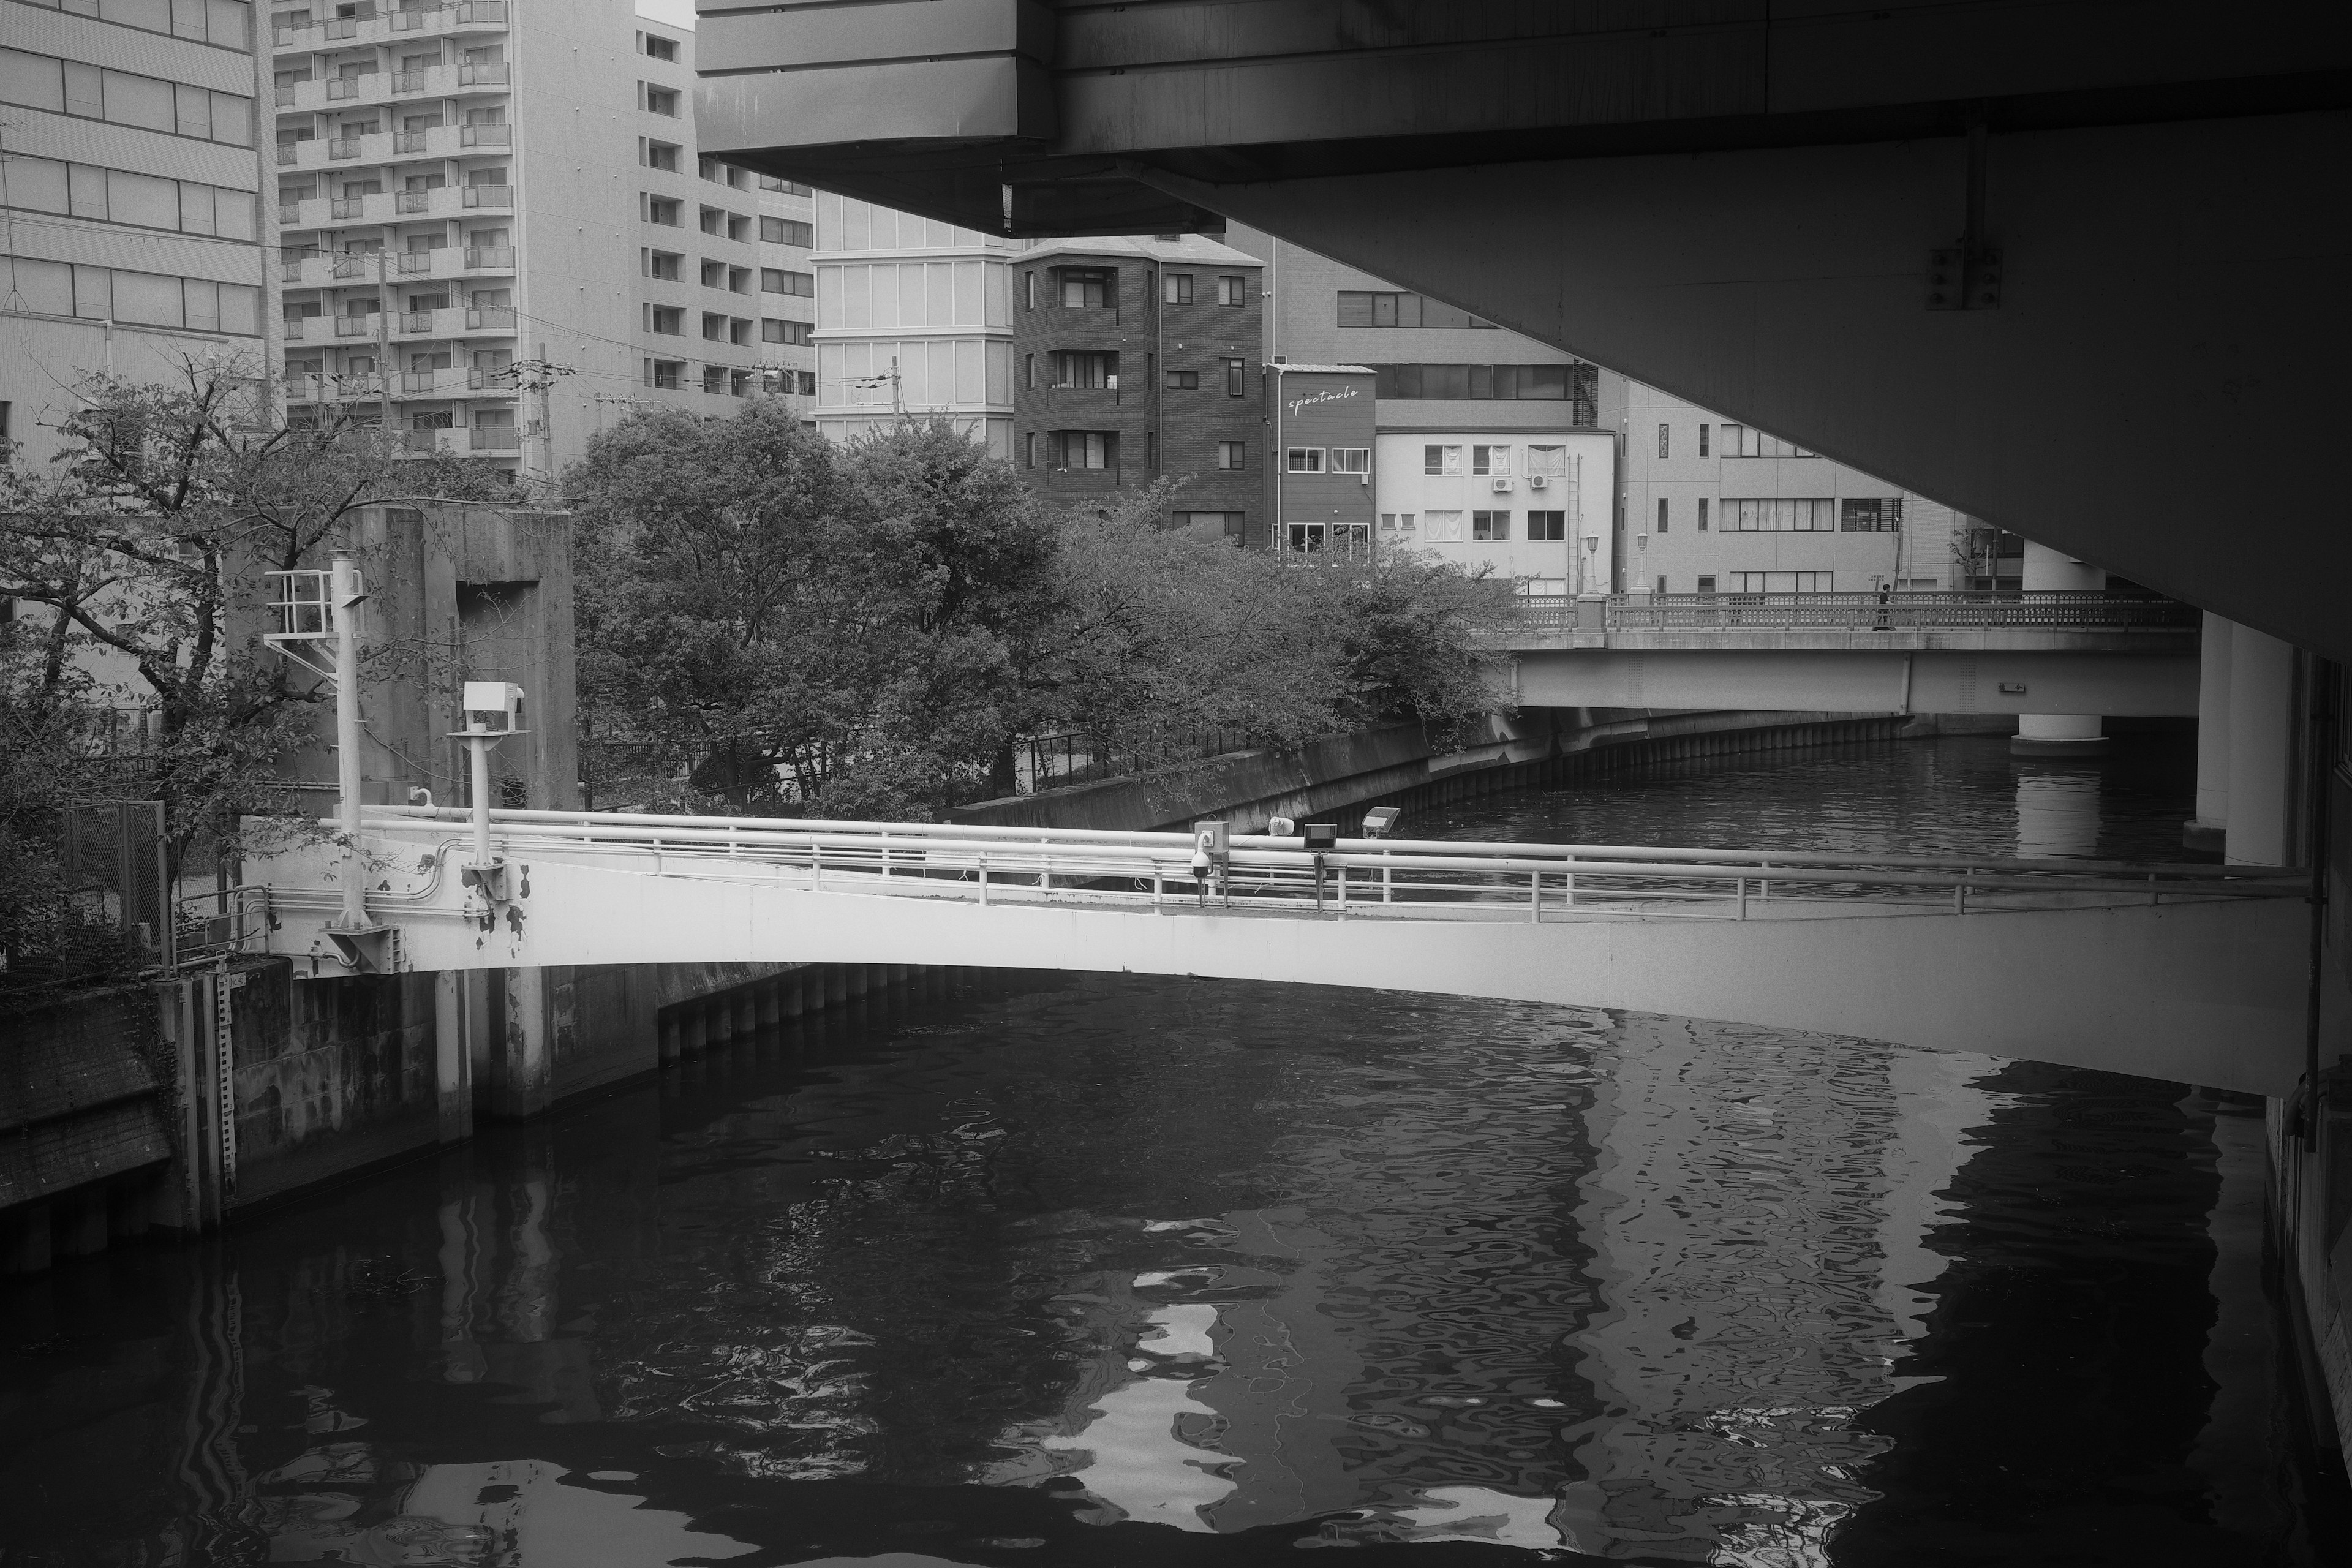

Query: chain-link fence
left=59, top=800, right=175, bottom=967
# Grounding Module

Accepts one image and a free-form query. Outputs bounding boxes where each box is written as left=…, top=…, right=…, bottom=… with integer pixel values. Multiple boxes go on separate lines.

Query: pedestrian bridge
left=238, top=808, right=2308, bottom=1098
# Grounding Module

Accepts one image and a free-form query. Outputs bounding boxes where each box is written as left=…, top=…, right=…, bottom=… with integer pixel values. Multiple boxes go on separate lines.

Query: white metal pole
left=332, top=554, right=368, bottom=930
left=468, top=733, right=492, bottom=871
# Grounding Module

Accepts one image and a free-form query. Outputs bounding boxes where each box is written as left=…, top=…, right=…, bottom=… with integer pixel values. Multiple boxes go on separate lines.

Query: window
left=701, top=312, right=729, bottom=341
left=702, top=364, right=729, bottom=394
left=1525, top=445, right=1567, bottom=479
left=761, top=318, right=812, bottom=344
left=1165, top=369, right=1197, bottom=390
left=1023, top=271, right=1035, bottom=310
left=1472, top=444, right=1510, bottom=476
left=1698, top=498, right=1709, bottom=532
left=644, top=140, right=680, bottom=172
left=1050, top=431, right=1113, bottom=469
left=647, top=196, right=680, bottom=226
left=698, top=205, right=724, bottom=235
left=1217, top=441, right=1245, bottom=470
left=1379, top=513, right=1419, bottom=533
left=1472, top=510, right=1510, bottom=541
left=645, top=86, right=679, bottom=116
left=1146, top=431, right=1156, bottom=469
left=1698, top=424, right=1710, bottom=458
left=1656, top=497, right=1668, bottom=533
left=1334, top=291, right=1493, bottom=328
left=647, top=250, right=682, bottom=280
left=1223, top=358, right=1245, bottom=398
left=728, top=213, right=750, bottom=242
left=1657, top=576, right=1669, bottom=595
left=1023, top=431, right=1036, bottom=468
left=700, top=258, right=725, bottom=288
left=1370, top=364, right=1600, bottom=423
left=761, top=216, right=813, bottom=247
left=643, top=34, right=679, bottom=62
left=1528, top=511, right=1567, bottom=541
left=1718, top=424, right=1813, bottom=458
left=1057, top=267, right=1111, bottom=307
left=1422, top=511, right=1463, bottom=541
left=1051, top=351, right=1117, bottom=390
left=760, top=268, right=814, bottom=296
left=1022, top=354, right=1034, bottom=390
left=1286, top=448, right=1324, bottom=473
left=1697, top=575, right=1717, bottom=595
left=648, top=358, right=684, bottom=388
left=1216, top=274, right=1247, bottom=306
left=1658, top=423, right=1670, bottom=458
left=1424, top=444, right=1464, bottom=476
left=1164, top=272, right=1192, bottom=305
left=649, top=306, right=682, bottom=334
left=1732, top=572, right=1836, bottom=593
left=758, top=176, right=813, bottom=195
left=1179, top=512, right=1246, bottom=538
left=1331, top=448, right=1369, bottom=475
left=1721, top=499, right=1836, bottom=532
left=1839, top=497, right=1905, bottom=532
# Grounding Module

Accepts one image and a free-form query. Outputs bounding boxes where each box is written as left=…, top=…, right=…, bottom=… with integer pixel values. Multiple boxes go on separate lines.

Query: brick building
left=1012, top=235, right=1263, bottom=537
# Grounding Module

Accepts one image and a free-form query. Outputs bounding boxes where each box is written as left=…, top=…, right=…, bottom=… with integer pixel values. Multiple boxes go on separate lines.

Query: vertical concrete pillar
left=658, top=1009, right=680, bottom=1063
left=782, top=970, right=806, bottom=1017
left=709, top=993, right=735, bottom=1044
left=489, top=967, right=552, bottom=1120
left=434, top=969, right=473, bottom=1144
left=2224, top=627, right=2297, bottom=867
left=55, top=1186, right=109, bottom=1257
left=826, top=966, right=847, bottom=1005
left=2187, top=613, right=2234, bottom=851
left=735, top=989, right=758, bottom=1036
left=2, top=1201, right=53, bottom=1276
left=682, top=1005, right=706, bottom=1055
left=2011, top=541, right=2108, bottom=755
left=758, top=982, right=782, bottom=1025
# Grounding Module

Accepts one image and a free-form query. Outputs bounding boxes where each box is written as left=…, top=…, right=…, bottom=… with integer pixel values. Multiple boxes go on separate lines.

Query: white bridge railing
left=284, top=807, right=2307, bottom=927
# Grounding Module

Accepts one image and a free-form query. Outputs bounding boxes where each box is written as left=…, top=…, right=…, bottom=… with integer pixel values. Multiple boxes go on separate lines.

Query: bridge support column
left=2225, top=627, right=2297, bottom=867
left=758, top=982, right=781, bottom=1026
left=2188, top=614, right=2235, bottom=851
left=486, top=967, right=552, bottom=1121
left=2011, top=542, right=2108, bottom=756
left=782, top=969, right=805, bottom=1018
left=434, top=970, right=473, bottom=1144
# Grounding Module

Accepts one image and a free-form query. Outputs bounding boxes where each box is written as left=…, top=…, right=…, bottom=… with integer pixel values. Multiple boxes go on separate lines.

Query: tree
left=0, top=356, right=521, bottom=989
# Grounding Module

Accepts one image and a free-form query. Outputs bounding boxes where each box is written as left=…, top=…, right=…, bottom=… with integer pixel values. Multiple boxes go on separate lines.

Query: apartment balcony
left=274, top=1, right=509, bottom=55
left=461, top=184, right=514, bottom=211
left=330, top=195, right=376, bottom=221
left=384, top=304, right=510, bottom=339
left=325, top=75, right=375, bottom=102
left=401, top=427, right=464, bottom=455
left=282, top=315, right=316, bottom=341
left=458, top=63, right=511, bottom=88
left=463, top=246, right=516, bottom=272
left=281, top=132, right=393, bottom=170
left=331, top=254, right=388, bottom=280
left=1044, top=303, right=1124, bottom=333
left=466, top=366, right=511, bottom=389
left=469, top=425, right=521, bottom=451
left=334, top=315, right=380, bottom=338
left=398, top=369, right=464, bottom=396
left=1035, top=382, right=1125, bottom=410
left=459, top=124, right=511, bottom=148
left=464, top=306, right=518, bottom=333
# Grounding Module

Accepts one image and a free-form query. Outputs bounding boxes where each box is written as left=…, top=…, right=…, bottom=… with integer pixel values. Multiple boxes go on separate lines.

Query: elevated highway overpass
left=695, top=0, right=2352, bottom=665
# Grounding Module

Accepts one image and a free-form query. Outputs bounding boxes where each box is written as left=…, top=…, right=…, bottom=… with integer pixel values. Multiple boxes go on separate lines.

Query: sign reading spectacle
left=1286, top=386, right=1361, bottom=417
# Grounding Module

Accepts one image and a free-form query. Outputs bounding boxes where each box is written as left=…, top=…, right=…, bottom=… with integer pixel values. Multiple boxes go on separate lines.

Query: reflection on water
left=1, top=736, right=2335, bottom=1566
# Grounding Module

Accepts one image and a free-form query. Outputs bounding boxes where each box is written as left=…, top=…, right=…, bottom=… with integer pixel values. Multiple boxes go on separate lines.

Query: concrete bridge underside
left=262, top=847, right=2307, bottom=1098
left=1515, top=646, right=2197, bottom=714
left=696, top=0, right=2352, bottom=664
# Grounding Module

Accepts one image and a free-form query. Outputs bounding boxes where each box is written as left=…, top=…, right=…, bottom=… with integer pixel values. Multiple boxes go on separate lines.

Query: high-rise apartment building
left=810, top=190, right=1016, bottom=454
left=1, top=0, right=269, bottom=466
left=1011, top=235, right=1263, bottom=533
left=266, top=1, right=772, bottom=480
left=753, top=171, right=815, bottom=411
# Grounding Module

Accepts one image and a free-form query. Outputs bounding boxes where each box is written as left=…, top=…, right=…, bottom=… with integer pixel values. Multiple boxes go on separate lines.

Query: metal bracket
left=325, top=923, right=402, bottom=974
left=1927, top=246, right=2002, bottom=311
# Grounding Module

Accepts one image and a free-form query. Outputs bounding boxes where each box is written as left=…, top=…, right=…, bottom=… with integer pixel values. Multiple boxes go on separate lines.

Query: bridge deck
left=236, top=809, right=2308, bottom=1096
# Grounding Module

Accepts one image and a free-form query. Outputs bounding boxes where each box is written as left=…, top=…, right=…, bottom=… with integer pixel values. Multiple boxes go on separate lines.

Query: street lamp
left=450, top=682, right=528, bottom=929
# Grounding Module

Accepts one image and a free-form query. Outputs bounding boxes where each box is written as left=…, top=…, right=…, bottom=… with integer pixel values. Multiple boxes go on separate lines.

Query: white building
left=810, top=191, right=1016, bottom=454
left=266, top=1, right=771, bottom=480
left=1, top=0, right=270, bottom=466
left=1372, top=430, right=1616, bottom=592
left=753, top=172, right=815, bottom=413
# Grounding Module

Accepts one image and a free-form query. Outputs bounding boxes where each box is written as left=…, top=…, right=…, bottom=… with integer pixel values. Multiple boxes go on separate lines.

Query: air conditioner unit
left=1528, top=474, right=1548, bottom=489
left=1489, top=477, right=1513, bottom=492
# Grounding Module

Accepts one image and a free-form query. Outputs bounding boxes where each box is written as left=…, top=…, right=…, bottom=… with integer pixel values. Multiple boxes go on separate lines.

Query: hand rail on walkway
left=1512, top=590, right=2200, bottom=633
left=308, top=809, right=2301, bottom=928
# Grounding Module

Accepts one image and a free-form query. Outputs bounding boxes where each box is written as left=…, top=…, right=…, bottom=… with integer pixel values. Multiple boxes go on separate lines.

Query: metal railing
left=461, top=123, right=511, bottom=145
left=458, top=62, right=511, bottom=85
left=342, top=807, right=2302, bottom=927
left=462, top=184, right=513, bottom=207
left=469, top=426, right=520, bottom=450
left=1515, top=590, right=2200, bottom=633
left=328, top=138, right=364, bottom=159
left=466, top=306, right=516, bottom=329
left=464, top=246, right=515, bottom=269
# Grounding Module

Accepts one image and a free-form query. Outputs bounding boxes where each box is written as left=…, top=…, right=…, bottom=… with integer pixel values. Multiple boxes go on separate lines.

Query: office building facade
left=1, top=0, right=270, bottom=467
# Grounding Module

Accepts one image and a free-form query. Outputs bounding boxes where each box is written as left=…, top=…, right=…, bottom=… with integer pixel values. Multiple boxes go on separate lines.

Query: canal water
left=3, top=733, right=2340, bottom=1566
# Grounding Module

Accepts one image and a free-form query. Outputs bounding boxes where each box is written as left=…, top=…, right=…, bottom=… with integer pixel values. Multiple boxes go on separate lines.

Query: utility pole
left=374, top=251, right=394, bottom=435
left=496, top=347, right=576, bottom=490
left=331, top=554, right=369, bottom=933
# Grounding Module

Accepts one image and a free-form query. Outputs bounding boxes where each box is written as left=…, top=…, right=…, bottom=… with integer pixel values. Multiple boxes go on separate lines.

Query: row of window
left=641, top=359, right=816, bottom=396
left=1283, top=447, right=1370, bottom=475
left=641, top=194, right=758, bottom=244
left=646, top=306, right=759, bottom=346
left=761, top=216, right=813, bottom=248
left=643, top=252, right=812, bottom=299
left=1657, top=423, right=1815, bottom=459
left=1378, top=511, right=1572, bottom=541
left=1021, top=431, right=1255, bottom=472
left=1335, top=291, right=1492, bottom=330
left=1646, top=497, right=1903, bottom=533
left=1631, top=573, right=1845, bottom=594
left=4, top=154, right=259, bottom=241
left=1020, top=268, right=1251, bottom=310
left=1020, top=352, right=1248, bottom=396
left=1, top=257, right=262, bottom=335
left=22, top=0, right=253, bottom=50
left=1369, top=364, right=1599, bottom=413
left=1422, top=443, right=1574, bottom=477
left=0, top=47, right=257, bottom=145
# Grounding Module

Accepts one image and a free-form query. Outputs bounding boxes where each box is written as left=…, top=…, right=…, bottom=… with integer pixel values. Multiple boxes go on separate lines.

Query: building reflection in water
left=2012, top=766, right=2103, bottom=859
